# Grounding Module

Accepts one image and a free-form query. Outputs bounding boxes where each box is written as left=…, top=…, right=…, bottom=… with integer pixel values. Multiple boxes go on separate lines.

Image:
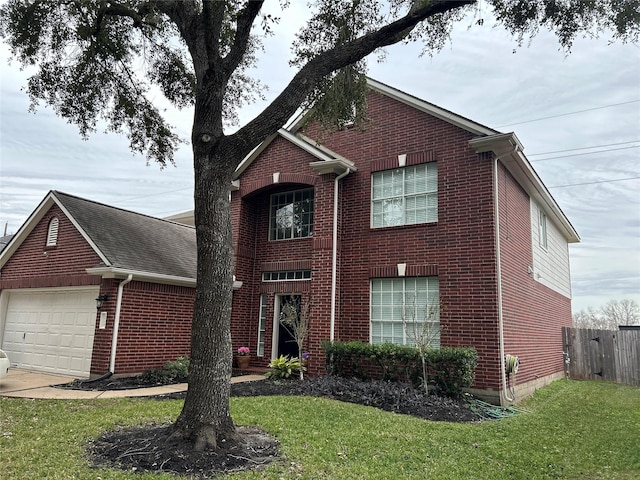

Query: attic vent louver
left=46, top=217, right=59, bottom=246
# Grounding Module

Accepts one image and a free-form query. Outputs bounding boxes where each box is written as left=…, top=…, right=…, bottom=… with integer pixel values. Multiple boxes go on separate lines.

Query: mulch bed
left=70, top=375, right=482, bottom=478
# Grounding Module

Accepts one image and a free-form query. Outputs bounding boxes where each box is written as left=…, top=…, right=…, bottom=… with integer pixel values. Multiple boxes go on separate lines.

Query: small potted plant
left=236, top=346, right=251, bottom=370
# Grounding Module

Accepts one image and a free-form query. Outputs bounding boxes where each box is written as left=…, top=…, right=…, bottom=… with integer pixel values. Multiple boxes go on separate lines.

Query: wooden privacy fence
left=562, top=327, right=640, bottom=386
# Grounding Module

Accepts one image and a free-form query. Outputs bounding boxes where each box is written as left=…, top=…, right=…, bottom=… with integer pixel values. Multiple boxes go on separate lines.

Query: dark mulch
left=72, top=374, right=482, bottom=478
left=88, top=424, right=278, bottom=478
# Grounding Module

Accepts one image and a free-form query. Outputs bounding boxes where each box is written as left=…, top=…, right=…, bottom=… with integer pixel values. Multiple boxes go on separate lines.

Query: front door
left=273, top=294, right=300, bottom=359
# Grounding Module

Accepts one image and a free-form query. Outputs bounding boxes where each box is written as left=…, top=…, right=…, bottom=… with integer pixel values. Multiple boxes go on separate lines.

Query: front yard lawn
left=0, top=379, right=638, bottom=479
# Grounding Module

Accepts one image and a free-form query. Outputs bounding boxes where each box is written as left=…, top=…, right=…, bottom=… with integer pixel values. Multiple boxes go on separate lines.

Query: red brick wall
left=89, top=280, right=194, bottom=374
left=497, top=163, right=571, bottom=385
left=229, top=89, right=571, bottom=394
left=307, top=92, right=502, bottom=389
left=231, top=138, right=320, bottom=366
left=1, top=203, right=196, bottom=376
left=230, top=90, right=504, bottom=387
left=0, top=205, right=102, bottom=289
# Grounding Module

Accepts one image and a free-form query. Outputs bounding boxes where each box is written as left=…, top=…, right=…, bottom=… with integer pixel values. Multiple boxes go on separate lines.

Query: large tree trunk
left=172, top=140, right=237, bottom=451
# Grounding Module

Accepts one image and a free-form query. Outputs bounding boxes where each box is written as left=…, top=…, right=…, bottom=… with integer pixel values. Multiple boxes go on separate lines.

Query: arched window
left=46, top=217, right=59, bottom=246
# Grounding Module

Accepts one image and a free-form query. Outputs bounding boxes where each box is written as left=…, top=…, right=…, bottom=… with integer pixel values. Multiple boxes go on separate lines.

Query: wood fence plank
left=563, top=327, right=639, bottom=387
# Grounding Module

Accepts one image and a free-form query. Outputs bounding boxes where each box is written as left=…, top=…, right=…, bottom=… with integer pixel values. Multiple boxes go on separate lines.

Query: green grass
left=0, top=380, right=638, bottom=479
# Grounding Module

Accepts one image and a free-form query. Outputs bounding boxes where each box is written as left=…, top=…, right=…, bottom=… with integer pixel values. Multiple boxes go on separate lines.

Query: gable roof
left=234, top=77, right=499, bottom=181
left=233, top=128, right=356, bottom=180
left=0, top=191, right=197, bottom=285
left=233, top=77, right=578, bottom=243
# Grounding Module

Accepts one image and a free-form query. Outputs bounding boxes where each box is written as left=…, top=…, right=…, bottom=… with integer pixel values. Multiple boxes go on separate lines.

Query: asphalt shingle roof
left=54, top=191, right=196, bottom=279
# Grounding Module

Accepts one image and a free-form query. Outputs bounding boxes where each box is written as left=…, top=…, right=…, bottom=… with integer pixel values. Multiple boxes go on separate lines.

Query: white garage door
left=1, top=288, right=98, bottom=377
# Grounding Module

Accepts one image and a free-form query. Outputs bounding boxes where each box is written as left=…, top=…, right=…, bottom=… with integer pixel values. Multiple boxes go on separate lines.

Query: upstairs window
left=539, top=209, right=548, bottom=250
left=269, top=188, right=314, bottom=240
left=372, top=163, right=437, bottom=228
left=46, top=217, right=59, bottom=246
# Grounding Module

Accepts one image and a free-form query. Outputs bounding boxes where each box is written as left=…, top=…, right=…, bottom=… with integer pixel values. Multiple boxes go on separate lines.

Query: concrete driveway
left=0, top=368, right=263, bottom=399
left=0, top=368, right=79, bottom=398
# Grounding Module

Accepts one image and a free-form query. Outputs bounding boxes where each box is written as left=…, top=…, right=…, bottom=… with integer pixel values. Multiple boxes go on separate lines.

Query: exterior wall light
left=95, top=294, right=109, bottom=310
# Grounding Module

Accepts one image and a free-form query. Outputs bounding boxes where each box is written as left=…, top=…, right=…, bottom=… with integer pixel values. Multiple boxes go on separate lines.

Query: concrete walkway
left=0, top=368, right=264, bottom=399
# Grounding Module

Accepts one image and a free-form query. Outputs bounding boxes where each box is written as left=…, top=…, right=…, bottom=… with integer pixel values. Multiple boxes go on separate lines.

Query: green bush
left=266, top=355, right=302, bottom=379
left=322, top=340, right=477, bottom=398
left=139, top=356, right=190, bottom=384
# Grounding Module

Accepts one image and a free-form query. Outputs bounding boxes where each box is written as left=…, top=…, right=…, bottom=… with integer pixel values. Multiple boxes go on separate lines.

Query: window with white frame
left=262, top=270, right=311, bottom=282
left=46, top=217, right=59, bottom=246
left=257, top=294, right=268, bottom=356
left=269, top=188, right=314, bottom=240
left=371, top=163, right=437, bottom=228
left=539, top=209, right=548, bottom=250
left=370, top=277, right=440, bottom=347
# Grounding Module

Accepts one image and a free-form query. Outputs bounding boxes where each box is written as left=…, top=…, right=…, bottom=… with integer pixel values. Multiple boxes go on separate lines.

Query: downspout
left=493, top=146, right=518, bottom=403
left=109, top=274, right=133, bottom=373
left=330, top=168, right=352, bottom=341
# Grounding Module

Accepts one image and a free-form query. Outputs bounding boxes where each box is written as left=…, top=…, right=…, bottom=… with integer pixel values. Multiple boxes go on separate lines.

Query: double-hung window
left=269, top=188, right=314, bottom=240
left=371, top=163, right=437, bottom=228
left=370, top=277, right=440, bottom=347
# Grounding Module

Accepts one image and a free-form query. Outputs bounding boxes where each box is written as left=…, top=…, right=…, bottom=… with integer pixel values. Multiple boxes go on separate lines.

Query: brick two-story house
left=229, top=79, right=579, bottom=404
left=0, top=79, right=578, bottom=404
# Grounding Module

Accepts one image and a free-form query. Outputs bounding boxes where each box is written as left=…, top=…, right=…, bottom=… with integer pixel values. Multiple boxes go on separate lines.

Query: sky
left=0, top=3, right=639, bottom=313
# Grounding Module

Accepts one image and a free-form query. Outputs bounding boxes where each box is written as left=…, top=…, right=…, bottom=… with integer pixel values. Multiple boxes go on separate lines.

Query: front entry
left=273, top=294, right=300, bottom=359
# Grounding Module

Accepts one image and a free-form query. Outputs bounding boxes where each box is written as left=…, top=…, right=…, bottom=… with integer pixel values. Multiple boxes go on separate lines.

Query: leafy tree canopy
left=2, top=0, right=637, bottom=169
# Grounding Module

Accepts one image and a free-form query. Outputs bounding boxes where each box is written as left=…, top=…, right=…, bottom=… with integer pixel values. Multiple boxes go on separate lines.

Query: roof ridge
left=52, top=190, right=195, bottom=230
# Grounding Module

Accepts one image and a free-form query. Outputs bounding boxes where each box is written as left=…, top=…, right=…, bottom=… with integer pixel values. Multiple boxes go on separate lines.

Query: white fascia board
left=0, top=191, right=111, bottom=270
left=367, top=78, right=499, bottom=137
left=0, top=192, right=55, bottom=269
left=86, top=266, right=196, bottom=287
left=310, top=158, right=357, bottom=175
left=469, top=134, right=580, bottom=243
left=52, top=193, right=111, bottom=265
left=277, top=129, right=336, bottom=162
left=234, top=131, right=280, bottom=180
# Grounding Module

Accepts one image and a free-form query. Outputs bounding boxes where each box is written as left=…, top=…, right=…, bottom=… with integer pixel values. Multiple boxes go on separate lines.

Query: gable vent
left=46, top=217, right=59, bottom=246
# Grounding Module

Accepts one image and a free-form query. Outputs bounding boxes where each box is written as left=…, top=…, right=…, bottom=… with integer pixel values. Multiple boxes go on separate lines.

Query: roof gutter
left=109, top=274, right=133, bottom=374
left=86, top=266, right=196, bottom=287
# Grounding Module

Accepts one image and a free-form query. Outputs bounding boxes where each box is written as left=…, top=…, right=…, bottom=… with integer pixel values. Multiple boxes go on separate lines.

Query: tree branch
left=201, top=1, right=225, bottom=63
left=222, top=0, right=265, bottom=80
left=230, top=0, right=474, bottom=157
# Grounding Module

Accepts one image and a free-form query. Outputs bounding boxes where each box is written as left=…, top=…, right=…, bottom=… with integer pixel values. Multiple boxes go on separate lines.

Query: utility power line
left=528, top=140, right=640, bottom=157
left=529, top=145, right=639, bottom=162
left=497, top=99, right=640, bottom=127
left=548, top=176, right=640, bottom=189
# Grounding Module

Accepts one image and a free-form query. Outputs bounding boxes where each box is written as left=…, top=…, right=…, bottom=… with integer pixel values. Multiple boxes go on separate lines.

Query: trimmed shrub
left=322, top=340, right=477, bottom=398
left=139, top=356, right=190, bottom=384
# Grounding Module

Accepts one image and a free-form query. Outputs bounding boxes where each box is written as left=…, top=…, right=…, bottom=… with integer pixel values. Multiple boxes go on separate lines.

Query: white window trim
left=257, top=294, right=268, bottom=357
left=370, top=276, right=440, bottom=348
left=539, top=208, right=548, bottom=250
left=269, top=188, right=314, bottom=241
left=370, top=163, right=437, bottom=228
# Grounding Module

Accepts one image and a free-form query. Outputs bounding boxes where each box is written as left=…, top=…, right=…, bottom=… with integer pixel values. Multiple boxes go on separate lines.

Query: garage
left=1, top=287, right=98, bottom=377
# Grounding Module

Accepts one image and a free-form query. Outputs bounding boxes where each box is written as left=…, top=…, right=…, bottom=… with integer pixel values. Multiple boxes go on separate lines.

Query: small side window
left=539, top=209, right=547, bottom=250
left=46, top=217, right=59, bottom=246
